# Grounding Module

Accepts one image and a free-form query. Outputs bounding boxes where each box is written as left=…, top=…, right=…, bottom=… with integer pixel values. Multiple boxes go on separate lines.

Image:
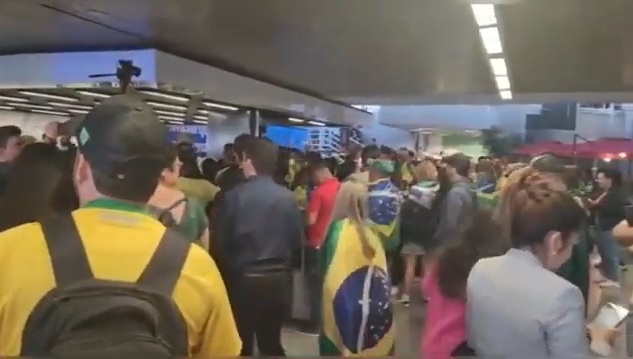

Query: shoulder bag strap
left=136, top=229, right=191, bottom=295
left=40, top=215, right=93, bottom=287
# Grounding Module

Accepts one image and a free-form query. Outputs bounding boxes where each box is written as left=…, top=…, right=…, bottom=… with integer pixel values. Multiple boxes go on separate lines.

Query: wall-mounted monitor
left=166, top=124, right=208, bottom=155
left=264, top=125, right=309, bottom=150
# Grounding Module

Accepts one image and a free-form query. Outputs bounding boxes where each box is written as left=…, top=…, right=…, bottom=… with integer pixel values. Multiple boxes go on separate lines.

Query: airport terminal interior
left=3, top=0, right=633, bottom=357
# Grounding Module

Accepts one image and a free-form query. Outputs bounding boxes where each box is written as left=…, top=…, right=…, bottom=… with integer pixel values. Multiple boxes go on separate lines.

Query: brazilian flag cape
left=367, top=179, right=401, bottom=252
left=319, top=219, right=395, bottom=356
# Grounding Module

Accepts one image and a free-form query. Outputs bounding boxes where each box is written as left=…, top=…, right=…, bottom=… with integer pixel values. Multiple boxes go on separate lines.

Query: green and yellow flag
left=319, top=219, right=395, bottom=356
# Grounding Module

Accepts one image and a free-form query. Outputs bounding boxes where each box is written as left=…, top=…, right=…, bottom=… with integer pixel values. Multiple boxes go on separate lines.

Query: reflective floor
left=283, top=294, right=425, bottom=356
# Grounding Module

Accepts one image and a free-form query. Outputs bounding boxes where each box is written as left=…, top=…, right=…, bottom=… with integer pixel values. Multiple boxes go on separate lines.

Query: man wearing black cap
left=434, top=153, right=477, bottom=246
left=0, top=96, right=241, bottom=357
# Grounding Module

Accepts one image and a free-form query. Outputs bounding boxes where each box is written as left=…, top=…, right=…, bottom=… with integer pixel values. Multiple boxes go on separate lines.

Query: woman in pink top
left=421, top=210, right=507, bottom=358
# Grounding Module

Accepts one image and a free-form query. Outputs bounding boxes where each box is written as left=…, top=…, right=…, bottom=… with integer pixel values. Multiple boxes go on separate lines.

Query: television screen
left=265, top=125, right=309, bottom=150
left=166, top=124, right=208, bottom=155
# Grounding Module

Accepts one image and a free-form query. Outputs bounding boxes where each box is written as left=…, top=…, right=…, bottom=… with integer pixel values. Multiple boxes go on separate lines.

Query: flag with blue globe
left=319, top=218, right=395, bottom=356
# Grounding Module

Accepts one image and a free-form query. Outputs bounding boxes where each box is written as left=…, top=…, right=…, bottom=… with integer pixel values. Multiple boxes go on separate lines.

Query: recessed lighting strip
left=148, top=101, right=187, bottom=111
left=77, top=90, right=111, bottom=99
left=0, top=105, right=15, bottom=111
left=8, top=102, right=54, bottom=110
left=49, top=102, right=93, bottom=110
left=471, top=4, right=512, bottom=100
left=31, top=109, right=69, bottom=117
left=140, top=90, right=189, bottom=103
left=201, top=101, right=239, bottom=111
left=0, top=95, right=28, bottom=102
left=19, top=91, right=79, bottom=102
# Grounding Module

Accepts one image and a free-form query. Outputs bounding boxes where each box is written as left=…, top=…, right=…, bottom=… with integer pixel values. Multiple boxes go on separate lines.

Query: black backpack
left=20, top=215, right=190, bottom=358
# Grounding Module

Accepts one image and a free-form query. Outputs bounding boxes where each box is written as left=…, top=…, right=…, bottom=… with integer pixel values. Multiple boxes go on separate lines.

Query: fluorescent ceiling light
left=500, top=90, right=513, bottom=100
left=77, top=90, right=111, bottom=98
left=31, top=109, right=69, bottom=116
left=157, top=115, right=185, bottom=122
left=19, top=91, right=79, bottom=102
left=139, top=90, right=189, bottom=102
left=192, top=120, right=208, bottom=125
left=49, top=101, right=93, bottom=110
left=479, top=27, right=503, bottom=55
left=147, top=101, right=187, bottom=111
left=495, top=76, right=511, bottom=90
left=288, top=118, right=304, bottom=123
left=67, top=109, right=90, bottom=114
left=155, top=109, right=185, bottom=117
left=194, top=115, right=208, bottom=121
left=202, top=102, right=239, bottom=111
left=489, top=58, right=508, bottom=76
left=471, top=4, right=497, bottom=27
left=0, top=95, right=28, bottom=102
left=308, top=121, right=325, bottom=126
left=0, top=105, right=15, bottom=111
left=8, top=102, right=54, bottom=110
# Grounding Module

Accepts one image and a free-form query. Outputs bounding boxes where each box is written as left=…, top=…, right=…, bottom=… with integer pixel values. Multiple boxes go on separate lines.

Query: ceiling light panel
left=479, top=27, right=503, bottom=55
left=202, top=102, right=239, bottom=111
left=67, top=109, right=90, bottom=114
left=19, top=91, right=79, bottom=102
left=308, top=121, right=325, bottom=126
left=495, top=76, right=511, bottom=90
left=489, top=58, right=508, bottom=76
left=0, top=95, right=28, bottom=102
left=77, top=90, right=111, bottom=98
left=500, top=90, right=513, bottom=100
left=139, top=90, right=189, bottom=103
left=31, top=109, right=69, bottom=116
left=155, top=109, right=186, bottom=117
left=147, top=101, right=187, bottom=111
left=49, top=102, right=93, bottom=110
left=288, top=118, right=304, bottom=123
left=471, top=4, right=497, bottom=27
left=0, top=106, right=15, bottom=111
left=8, top=102, right=54, bottom=110
left=194, top=115, right=208, bottom=121
left=157, top=115, right=185, bottom=122
left=192, top=120, right=208, bottom=125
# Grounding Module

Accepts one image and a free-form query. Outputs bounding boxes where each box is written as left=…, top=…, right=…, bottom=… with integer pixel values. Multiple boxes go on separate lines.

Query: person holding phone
left=467, top=168, right=620, bottom=358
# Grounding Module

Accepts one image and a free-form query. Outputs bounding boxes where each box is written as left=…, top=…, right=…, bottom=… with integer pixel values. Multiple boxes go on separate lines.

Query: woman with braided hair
left=467, top=168, right=619, bottom=358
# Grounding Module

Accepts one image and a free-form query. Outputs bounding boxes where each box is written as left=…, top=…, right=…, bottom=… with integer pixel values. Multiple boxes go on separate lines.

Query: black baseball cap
left=73, top=95, right=170, bottom=178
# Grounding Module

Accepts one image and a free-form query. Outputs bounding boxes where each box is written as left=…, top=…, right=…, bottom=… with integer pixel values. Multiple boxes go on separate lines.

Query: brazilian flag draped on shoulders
left=319, top=218, right=395, bottom=356
left=367, top=178, right=401, bottom=252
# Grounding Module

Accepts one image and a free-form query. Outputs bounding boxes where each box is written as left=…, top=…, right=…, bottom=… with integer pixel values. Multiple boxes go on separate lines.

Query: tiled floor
left=282, top=298, right=425, bottom=356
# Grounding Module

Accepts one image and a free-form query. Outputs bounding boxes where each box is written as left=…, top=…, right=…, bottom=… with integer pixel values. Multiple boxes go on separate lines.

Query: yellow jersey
left=0, top=199, right=240, bottom=356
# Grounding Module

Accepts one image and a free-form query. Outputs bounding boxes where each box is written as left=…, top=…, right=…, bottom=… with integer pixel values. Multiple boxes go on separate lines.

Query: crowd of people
left=0, top=93, right=631, bottom=358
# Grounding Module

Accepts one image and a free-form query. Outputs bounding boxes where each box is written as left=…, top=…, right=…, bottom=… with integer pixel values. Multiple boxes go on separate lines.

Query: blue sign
left=166, top=124, right=208, bottom=154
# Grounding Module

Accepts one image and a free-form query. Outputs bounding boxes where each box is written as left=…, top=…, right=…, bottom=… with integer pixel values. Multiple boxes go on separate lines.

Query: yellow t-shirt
left=0, top=206, right=241, bottom=356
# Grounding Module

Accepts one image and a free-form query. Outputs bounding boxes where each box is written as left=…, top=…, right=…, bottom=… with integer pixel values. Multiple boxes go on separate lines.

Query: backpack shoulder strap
left=136, top=229, right=191, bottom=295
left=40, top=215, right=93, bottom=287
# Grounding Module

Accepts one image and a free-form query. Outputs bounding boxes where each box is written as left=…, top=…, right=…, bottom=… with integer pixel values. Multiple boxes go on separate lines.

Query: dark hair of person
left=274, top=148, right=290, bottom=186
left=430, top=165, right=453, bottom=213
left=436, top=209, right=507, bottom=298
left=0, top=125, right=21, bottom=149
left=596, top=167, right=622, bottom=187
left=290, top=166, right=310, bottom=191
left=507, top=170, right=586, bottom=249
left=52, top=147, right=80, bottom=213
left=237, top=137, right=278, bottom=176
left=201, top=157, right=221, bottom=184
left=0, top=143, right=78, bottom=231
left=361, top=144, right=380, bottom=168
left=176, top=143, right=203, bottom=179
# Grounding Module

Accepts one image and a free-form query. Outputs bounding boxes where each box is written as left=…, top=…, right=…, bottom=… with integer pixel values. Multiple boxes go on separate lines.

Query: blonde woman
left=319, top=181, right=395, bottom=356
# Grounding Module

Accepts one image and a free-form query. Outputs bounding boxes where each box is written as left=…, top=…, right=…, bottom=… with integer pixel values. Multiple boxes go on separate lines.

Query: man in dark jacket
left=214, top=135, right=304, bottom=357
